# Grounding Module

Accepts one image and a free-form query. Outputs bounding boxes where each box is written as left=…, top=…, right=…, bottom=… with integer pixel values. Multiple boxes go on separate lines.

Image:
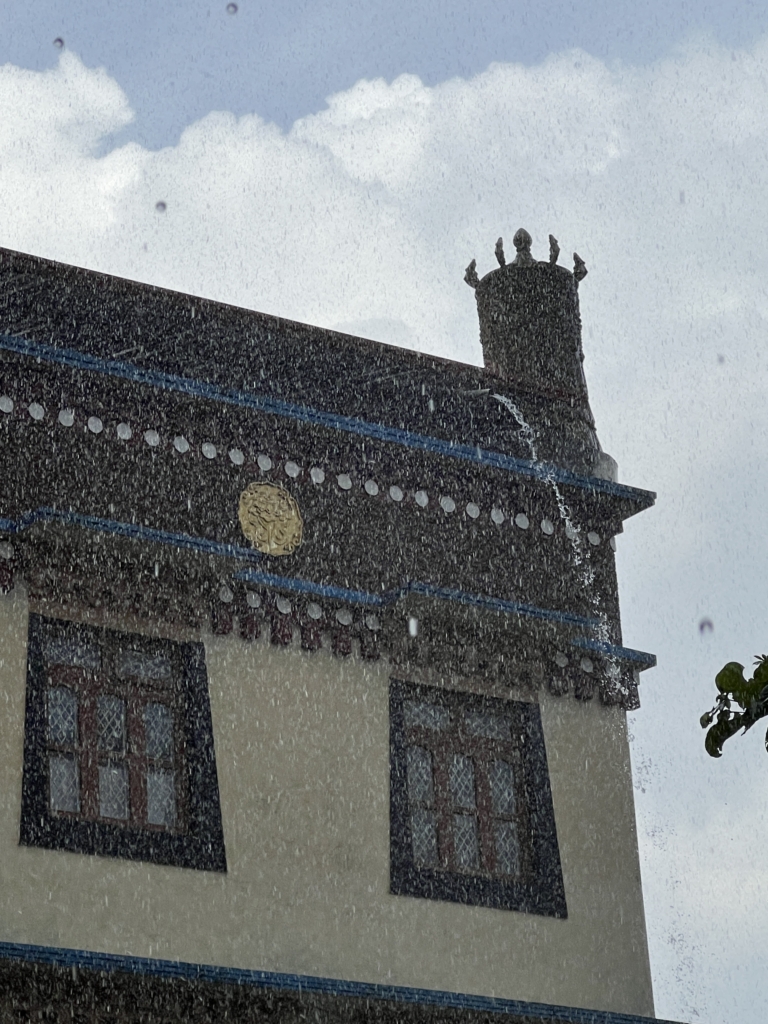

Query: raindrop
left=337, top=473, right=352, bottom=490
left=53, top=37, right=64, bottom=49
left=389, top=485, right=404, bottom=502
left=226, top=1, right=238, bottom=11
left=219, top=585, right=234, bottom=604
left=28, top=402, right=44, bottom=421
left=609, top=537, right=617, bottom=551
left=439, top=496, right=455, bottom=513
left=336, top=608, right=353, bottom=626
left=245, top=591, right=261, bottom=609
left=428, top=398, right=435, bottom=413
left=228, top=448, right=244, bottom=466
left=0, top=541, right=14, bottom=561
left=465, top=502, right=480, bottom=519
left=365, top=614, right=380, bottom=631
left=514, top=513, right=529, bottom=530
left=257, top=453, right=272, bottom=471
left=307, top=602, right=322, bottom=620
left=587, top=531, right=601, bottom=546
left=144, top=429, right=160, bottom=447
left=490, top=507, right=504, bottom=525
left=284, top=460, right=300, bottom=478
left=554, top=652, right=569, bottom=668
left=580, top=657, right=594, bottom=674
left=0, top=396, right=14, bottom=414
left=699, top=618, right=714, bottom=635
left=364, top=479, right=379, bottom=496
left=202, top=442, right=217, bottom=459
left=173, top=435, right=189, bottom=453
left=310, top=466, right=325, bottom=484
left=541, top=518, right=554, bottom=535
left=408, top=617, right=419, bottom=637
left=414, top=490, right=428, bottom=507
left=565, top=523, right=578, bottom=541
left=155, top=201, right=167, bottom=213
left=87, top=416, right=103, bottom=435
left=717, top=354, right=725, bottom=365
left=58, top=409, right=75, bottom=427
left=276, top=596, right=292, bottom=615
left=117, top=423, right=133, bottom=441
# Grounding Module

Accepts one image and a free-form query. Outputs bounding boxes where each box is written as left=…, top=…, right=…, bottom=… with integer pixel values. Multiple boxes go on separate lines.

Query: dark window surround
left=390, top=679, right=566, bottom=917
left=20, top=613, right=227, bottom=872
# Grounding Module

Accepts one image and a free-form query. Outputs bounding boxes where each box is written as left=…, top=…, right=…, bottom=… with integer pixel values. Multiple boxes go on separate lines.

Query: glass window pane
left=494, top=819, right=520, bottom=877
left=99, top=764, right=129, bottom=819
left=43, top=636, right=101, bottom=670
left=452, top=813, right=480, bottom=870
left=449, top=753, right=476, bottom=810
left=406, top=745, right=434, bottom=806
left=147, top=769, right=176, bottom=826
left=97, top=696, right=126, bottom=752
left=145, top=702, right=174, bottom=759
left=489, top=759, right=517, bottom=816
left=47, top=687, right=78, bottom=746
left=116, top=649, right=171, bottom=681
left=49, top=754, right=79, bottom=812
left=464, top=710, right=511, bottom=741
left=404, top=700, right=450, bottom=730
left=411, top=809, right=438, bottom=867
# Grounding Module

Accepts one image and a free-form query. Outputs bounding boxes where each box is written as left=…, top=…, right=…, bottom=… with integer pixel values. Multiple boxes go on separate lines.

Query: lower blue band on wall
left=0, top=940, right=678, bottom=1024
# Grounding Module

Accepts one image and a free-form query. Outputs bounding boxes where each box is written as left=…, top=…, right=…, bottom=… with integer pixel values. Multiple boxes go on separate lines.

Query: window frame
left=20, top=614, right=227, bottom=872
left=389, top=679, right=567, bottom=917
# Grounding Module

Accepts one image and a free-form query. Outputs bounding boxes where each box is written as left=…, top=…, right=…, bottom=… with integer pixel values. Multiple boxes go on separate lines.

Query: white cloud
left=3, top=39, right=768, bottom=1023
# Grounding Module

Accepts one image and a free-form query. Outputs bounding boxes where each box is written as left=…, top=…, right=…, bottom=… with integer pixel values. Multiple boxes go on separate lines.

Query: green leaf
left=715, top=662, right=747, bottom=696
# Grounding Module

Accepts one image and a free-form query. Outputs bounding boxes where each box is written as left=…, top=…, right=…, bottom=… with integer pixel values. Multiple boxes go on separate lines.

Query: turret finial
left=464, top=258, right=480, bottom=290
left=573, top=252, right=588, bottom=285
left=512, top=228, right=535, bottom=266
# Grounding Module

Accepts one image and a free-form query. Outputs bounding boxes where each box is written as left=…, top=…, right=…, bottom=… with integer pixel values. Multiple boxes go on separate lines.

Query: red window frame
left=402, top=696, right=531, bottom=879
left=43, top=630, right=186, bottom=833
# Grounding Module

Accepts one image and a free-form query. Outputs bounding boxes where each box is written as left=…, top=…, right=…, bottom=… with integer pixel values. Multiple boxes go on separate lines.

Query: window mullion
left=431, top=741, right=454, bottom=870
left=127, top=695, right=145, bottom=826
left=473, top=754, right=496, bottom=874
left=79, top=684, right=99, bottom=819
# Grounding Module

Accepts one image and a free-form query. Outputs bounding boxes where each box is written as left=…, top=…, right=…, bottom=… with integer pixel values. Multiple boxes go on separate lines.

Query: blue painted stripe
left=0, top=940, right=678, bottom=1024
left=573, top=636, right=657, bottom=668
left=235, top=567, right=598, bottom=627
left=233, top=568, right=390, bottom=607
left=0, top=507, right=654, bottom=668
left=0, top=507, right=264, bottom=564
left=0, top=331, right=655, bottom=507
left=234, top=568, right=655, bottom=667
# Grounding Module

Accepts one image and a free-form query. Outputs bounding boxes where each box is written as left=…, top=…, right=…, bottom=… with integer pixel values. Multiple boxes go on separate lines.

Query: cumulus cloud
left=3, top=40, right=768, bottom=1023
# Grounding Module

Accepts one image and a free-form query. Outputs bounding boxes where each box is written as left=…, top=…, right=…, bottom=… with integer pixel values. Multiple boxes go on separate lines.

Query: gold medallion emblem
left=238, top=482, right=303, bottom=556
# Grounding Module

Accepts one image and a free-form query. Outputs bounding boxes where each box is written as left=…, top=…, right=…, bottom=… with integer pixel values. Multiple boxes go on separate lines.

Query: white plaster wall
left=0, top=589, right=654, bottom=1017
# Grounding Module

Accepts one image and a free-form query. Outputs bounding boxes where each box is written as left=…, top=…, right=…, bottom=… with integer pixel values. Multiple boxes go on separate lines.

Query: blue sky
left=3, top=0, right=768, bottom=146
left=2, top=5, right=768, bottom=1024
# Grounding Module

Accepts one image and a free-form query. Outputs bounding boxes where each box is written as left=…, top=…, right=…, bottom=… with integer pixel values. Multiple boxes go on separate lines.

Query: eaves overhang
left=0, top=331, right=656, bottom=519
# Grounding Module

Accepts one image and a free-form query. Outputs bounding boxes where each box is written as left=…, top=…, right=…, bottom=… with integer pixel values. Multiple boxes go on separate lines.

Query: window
left=20, top=614, right=227, bottom=872
left=390, top=680, right=566, bottom=916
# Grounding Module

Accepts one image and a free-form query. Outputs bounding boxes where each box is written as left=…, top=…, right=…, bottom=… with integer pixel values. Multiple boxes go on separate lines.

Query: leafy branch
left=701, top=655, right=768, bottom=757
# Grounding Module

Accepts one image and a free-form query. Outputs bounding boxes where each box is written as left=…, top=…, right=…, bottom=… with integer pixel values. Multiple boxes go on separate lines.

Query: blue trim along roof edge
left=0, top=940, right=681, bottom=1024
left=0, top=507, right=265, bottom=565
left=0, top=331, right=656, bottom=508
